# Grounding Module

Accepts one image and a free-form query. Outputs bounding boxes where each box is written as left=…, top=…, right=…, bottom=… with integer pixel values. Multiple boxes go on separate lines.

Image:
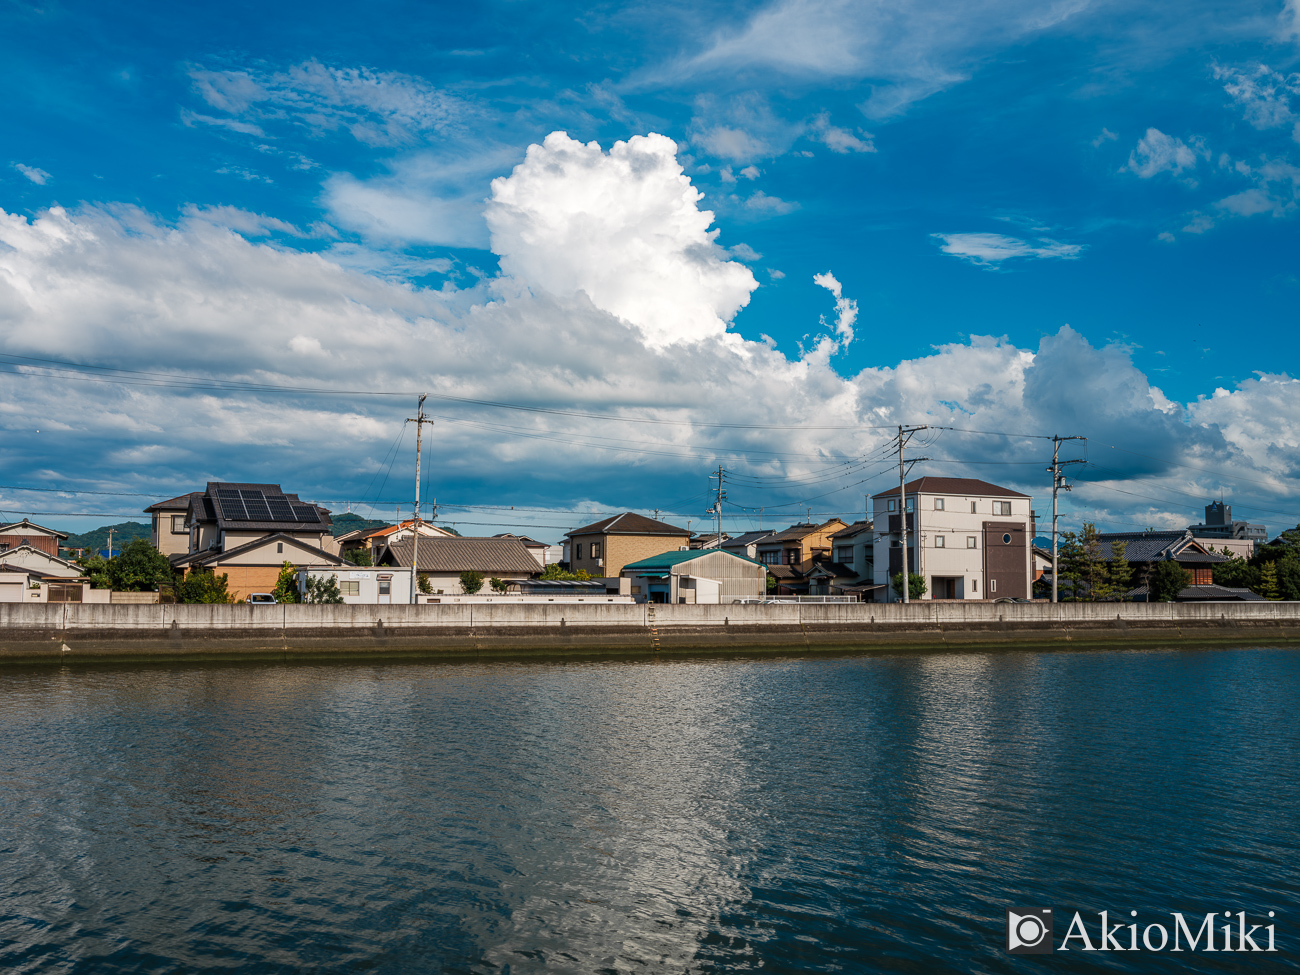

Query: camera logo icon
left=1007, top=908, right=1053, bottom=954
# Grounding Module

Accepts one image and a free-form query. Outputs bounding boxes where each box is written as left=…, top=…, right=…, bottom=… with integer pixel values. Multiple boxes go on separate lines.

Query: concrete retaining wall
left=2, top=600, right=1298, bottom=663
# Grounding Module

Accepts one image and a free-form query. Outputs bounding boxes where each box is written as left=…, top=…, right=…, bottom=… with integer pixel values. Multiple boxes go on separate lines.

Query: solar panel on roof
left=291, top=504, right=321, bottom=524
left=267, top=498, right=296, bottom=521
left=216, top=489, right=246, bottom=519
left=240, top=490, right=273, bottom=521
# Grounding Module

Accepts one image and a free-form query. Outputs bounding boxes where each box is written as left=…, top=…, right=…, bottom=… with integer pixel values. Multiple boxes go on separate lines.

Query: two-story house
left=872, top=477, right=1034, bottom=601
left=144, top=493, right=204, bottom=559
left=0, top=519, right=68, bottom=559
left=754, top=519, right=848, bottom=595
left=565, top=513, right=692, bottom=585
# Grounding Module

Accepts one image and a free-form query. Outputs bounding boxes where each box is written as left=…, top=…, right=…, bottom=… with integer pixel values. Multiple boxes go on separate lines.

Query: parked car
left=247, top=593, right=278, bottom=605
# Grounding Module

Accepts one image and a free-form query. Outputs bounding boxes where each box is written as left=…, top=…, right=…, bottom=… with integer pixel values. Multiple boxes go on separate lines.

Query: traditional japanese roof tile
left=380, top=537, right=542, bottom=575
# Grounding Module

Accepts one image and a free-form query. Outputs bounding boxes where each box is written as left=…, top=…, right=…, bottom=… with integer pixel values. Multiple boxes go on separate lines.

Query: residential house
left=872, top=477, right=1035, bottom=601
left=0, top=545, right=85, bottom=579
left=720, top=530, right=775, bottom=560
left=0, top=566, right=107, bottom=604
left=168, top=482, right=347, bottom=600
left=0, top=519, right=68, bottom=559
left=349, top=520, right=456, bottom=564
left=565, top=513, right=693, bottom=584
left=1092, top=530, right=1233, bottom=601
left=620, top=549, right=767, bottom=604
left=144, top=493, right=203, bottom=559
left=819, top=521, right=876, bottom=597
left=377, top=536, right=542, bottom=595
left=754, top=519, right=848, bottom=595
left=298, top=566, right=414, bottom=604
left=689, top=532, right=729, bottom=550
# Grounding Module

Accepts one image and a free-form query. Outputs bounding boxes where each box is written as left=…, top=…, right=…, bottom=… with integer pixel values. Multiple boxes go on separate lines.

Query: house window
left=990, top=579, right=997, bottom=593
left=591, top=542, right=601, bottom=559
left=994, top=501, right=1012, bottom=516
left=934, top=498, right=944, bottom=511
left=759, top=550, right=779, bottom=564
left=967, top=536, right=977, bottom=549
left=575, top=543, right=583, bottom=560
left=171, top=515, right=186, bottom=534
left=887, top=499, right=896, bottom=512
left=340, top=581, right=360, bottom=596
left=972, top=578, right=978, bottom=592
left=935, top=535, right=945, bottom=548
left=277, top=542, right=283, bottom=553
left=379, top=581, right=391, bottom=596
left=1003, top=533, right=1012, bottom=544
left=971, top=501, right=977, bottom=513
left=835, top=547, right=854, bottom=563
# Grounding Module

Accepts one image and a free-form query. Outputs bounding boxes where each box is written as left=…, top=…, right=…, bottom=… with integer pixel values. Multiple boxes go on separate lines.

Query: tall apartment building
left=871, top=477, right=1034, bottom=601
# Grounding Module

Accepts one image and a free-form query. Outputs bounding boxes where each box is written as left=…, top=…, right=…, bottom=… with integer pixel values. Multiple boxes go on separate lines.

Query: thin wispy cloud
left=13, top=163, right=50, bottom=185
left=931, top=232, right=1084, bottom=267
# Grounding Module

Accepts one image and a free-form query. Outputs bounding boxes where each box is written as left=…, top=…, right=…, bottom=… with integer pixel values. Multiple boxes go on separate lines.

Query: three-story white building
left=871, top=477, right=1035, bottom=601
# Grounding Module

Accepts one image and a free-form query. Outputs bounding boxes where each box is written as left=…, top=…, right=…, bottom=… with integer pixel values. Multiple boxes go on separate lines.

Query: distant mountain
left=63, top=521, right=150, bottom=554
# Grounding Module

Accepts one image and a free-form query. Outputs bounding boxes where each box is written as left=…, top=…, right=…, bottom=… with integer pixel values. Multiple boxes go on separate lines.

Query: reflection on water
left=1, top=648, right=1298, bottom=973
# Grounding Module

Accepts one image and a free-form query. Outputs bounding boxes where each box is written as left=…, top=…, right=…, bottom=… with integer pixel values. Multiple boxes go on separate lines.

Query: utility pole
left=896, top=425, right=930, bottom=604
left=1048, top=435, right=1086, bottom=603
left=406, top=395, right=434, bottom=605
left=107, top=527, right=115, bottom=560
left=707, top=466, right=726, bottom=546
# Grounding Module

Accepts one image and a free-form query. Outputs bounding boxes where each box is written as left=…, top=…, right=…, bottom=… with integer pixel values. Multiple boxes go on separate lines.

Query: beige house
left=174, top=532, right=349, bottom=601
left=144, top=492, right=203, bottom=559
left=565, top=513, right=692, bottom=584
left=180, top=482, right=340, bottom=560
left=377, top=537, right=542, bottom=596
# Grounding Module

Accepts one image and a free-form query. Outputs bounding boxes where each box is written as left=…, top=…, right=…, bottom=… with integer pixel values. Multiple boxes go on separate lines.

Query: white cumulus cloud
left=485, top=132, right=759, bottom=348
left=813, top=271, right=858, bottom=346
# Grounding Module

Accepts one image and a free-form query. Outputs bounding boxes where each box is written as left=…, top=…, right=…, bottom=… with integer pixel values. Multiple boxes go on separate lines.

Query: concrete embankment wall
left=2, top=601, right=1299, bottom=664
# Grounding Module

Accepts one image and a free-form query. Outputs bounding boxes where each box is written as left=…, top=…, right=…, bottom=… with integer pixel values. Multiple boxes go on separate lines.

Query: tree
left=489, top=577, right=509, bottom=594
left=101, top=539, right=174, bottom=592
left=1277, top=555, right=1300, bottom=601
left=891, top=572, right=927, bottom=601
left=177, top=570, right=232, bottom=604
left=1147, top=561, right=1192, bottom=602
left=1055, top=529, right=1085, bottom=600
left=346, top=549, right=373, bottom=566
left=539, top=564, right=592, bottom=581
left=304, top=575, right=344, bottom=604
left=459, top=570, right=484, bottom=594
left=1107, top=540, right=1132, bottom=601
left=79, top=553, right=112, bottom=590
left=418, top=574, right=433, bottom=594
left=272, top=562, right=300, bottom=603
left=1213, top=553, right=1260, bottom=591
left=1259, top=561, right=1282, bottom=600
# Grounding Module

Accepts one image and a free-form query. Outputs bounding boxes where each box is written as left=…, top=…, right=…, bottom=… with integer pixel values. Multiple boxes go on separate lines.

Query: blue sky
left=1, top=0, right=1298, bottom=540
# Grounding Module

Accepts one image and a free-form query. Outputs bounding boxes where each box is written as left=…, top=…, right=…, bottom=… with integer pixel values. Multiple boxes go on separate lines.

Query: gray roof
left=1096, top=531, right=1227, bottom=564
left=177, top=532, right=348, bottom=569
left=721, top=530, right=775, bottom=547
left=566, top=512, right=691, bottom=538
left=144, top=491, right=202, bottom=514
left=381, top=537, right=542, bottom=575
left=0, top=519, right=69, bottom=539
left=829, top=521, right=873, bottom=541
left=761, top=520, right=846, bottom=544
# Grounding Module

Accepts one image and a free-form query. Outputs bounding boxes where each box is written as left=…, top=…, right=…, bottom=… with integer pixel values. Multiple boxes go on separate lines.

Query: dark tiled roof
left=1175, top=584, right=1265, bottom=601
left=721, top=530, right=775, bottom=547
left=0, top=519, right=69, bottom=539
left=829, top=521, right=874, bottom=541
left=192, top=482, right=332, bottom=534
left=808, top=562, right=858, bottom=578
left=566, top=512, right=691, bottom=538
left=144, top=491, right=202, bottom=513
left=762, top=519, right=846, bottom=544
left=381, top=537, right=542, bottom=575
left=1096, top=532, right=1225, bottom=564
left=873, top=477, right=1029, bottom=500
left=183, top=533, right=347, bottom=568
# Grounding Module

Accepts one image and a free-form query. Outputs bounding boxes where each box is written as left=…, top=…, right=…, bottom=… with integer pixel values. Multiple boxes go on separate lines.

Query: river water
left=1, top=647, right=1297, bottom=973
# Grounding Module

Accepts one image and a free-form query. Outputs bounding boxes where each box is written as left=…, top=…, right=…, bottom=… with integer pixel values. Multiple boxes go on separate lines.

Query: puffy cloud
left=1213, top=63, right=1298, bottom=130
left=0, top=130, right=1296, bottom=535
left=930, top=232, right=1083, bottom=267
left=809, top=113, right=876, bottom=153
left=485, top=132, right=758, bottom=347
left=1124, top=128, right=1206, bottom=179
left=14, top=163, right=50, bottom=185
